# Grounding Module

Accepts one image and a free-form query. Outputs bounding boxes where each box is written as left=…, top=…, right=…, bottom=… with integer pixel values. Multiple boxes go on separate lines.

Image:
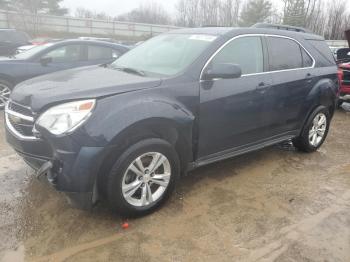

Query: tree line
left=73, top=0, right=350, bottom=40
left=1, top=0, right=349, bottom=40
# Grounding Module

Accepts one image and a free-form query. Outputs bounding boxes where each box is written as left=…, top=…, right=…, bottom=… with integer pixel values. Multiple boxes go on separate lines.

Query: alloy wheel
left=308, top=113, right=327, bottom=147
left=0, top=84, right=11, bottom=109
left=122, top=152, right=171, bottom=207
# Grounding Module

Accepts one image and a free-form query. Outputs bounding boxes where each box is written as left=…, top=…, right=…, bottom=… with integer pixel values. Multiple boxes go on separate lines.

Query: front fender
left=85, top=91, right=196, bottom=149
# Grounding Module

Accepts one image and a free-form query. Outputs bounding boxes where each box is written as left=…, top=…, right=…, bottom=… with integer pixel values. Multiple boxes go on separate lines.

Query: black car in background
left=0, top=39, right=129, bottom=108
left=5, top=26, right=338, bottom=216
left=0, top=29, right=31, bottom=57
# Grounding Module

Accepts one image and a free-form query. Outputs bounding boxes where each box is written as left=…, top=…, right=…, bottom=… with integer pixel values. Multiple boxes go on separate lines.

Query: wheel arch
left=95, top=117, right=194, bottom=196
left=301, top=78, right=337, bottom=133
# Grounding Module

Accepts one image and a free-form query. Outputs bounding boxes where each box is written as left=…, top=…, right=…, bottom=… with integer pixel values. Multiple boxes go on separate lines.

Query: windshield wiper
left=114, top=66, right=146, bottom=77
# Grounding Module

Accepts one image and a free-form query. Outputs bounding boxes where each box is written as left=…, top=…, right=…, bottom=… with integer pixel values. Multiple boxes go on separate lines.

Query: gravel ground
left=0, top=109, right=350, bottom=262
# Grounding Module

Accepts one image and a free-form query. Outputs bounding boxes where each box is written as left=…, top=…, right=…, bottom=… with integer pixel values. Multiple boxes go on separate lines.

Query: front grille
left=7, top=101, right=33, bottom=117
left=7, top=115, right=34, bottom=137
left=5, top=101, right=37, bottom=139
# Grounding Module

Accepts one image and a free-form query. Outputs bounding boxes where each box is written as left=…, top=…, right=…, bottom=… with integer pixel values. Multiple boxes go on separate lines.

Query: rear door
left=262, top=36, right=315, bottom=137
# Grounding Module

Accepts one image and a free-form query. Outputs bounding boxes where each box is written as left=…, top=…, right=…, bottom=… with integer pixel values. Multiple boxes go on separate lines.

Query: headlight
left=35, top=99, right=96, bottom=135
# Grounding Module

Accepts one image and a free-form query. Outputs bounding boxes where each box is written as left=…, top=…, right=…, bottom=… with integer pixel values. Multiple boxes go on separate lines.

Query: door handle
left=256, top=82, right=269, bottom=92
left=306, top=73, right=313, bottom=83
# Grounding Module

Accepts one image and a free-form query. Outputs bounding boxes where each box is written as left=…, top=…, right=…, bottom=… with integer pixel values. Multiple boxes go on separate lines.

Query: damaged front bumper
left=5, top=123, right=107, bottom=210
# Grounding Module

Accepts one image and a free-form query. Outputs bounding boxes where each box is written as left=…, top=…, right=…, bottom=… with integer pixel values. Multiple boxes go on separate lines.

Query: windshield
left=111, top=34, right=217, bottom=76
left=15, top=43, right=54, bottom=59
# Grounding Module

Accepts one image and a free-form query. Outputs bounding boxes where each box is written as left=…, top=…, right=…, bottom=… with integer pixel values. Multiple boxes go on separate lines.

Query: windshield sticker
left=189, top=35, right=217, bottom=42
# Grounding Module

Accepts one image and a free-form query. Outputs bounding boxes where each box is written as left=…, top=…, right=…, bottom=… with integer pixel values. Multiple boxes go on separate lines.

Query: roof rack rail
left=252, top=23, right=311, bottom=33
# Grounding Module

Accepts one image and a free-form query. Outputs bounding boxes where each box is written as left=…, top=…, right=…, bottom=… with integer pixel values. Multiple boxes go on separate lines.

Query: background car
left=336, top=29, right=350, bottom=107
left=0, top=39, right=129, bottom=109
left=338, top=63, right=350, bottom=107
left=16, top=44, right=35, bottom=54
left=0, top=29, right=31, bottom=57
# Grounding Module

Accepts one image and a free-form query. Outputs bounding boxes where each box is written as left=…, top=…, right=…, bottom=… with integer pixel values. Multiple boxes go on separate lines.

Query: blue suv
left=5, top=26, right=338, bottom=216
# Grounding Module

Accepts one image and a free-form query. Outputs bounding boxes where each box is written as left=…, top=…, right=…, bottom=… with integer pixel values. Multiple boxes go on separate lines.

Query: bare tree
left=219, top=0, right=241, bottom=26
left=325, top=0, right=348, bottom=40
left=75, top=7, right=111, bottom=20
left=117, top=2, right=171, bottom=25
left=175, top=0, right=200, bottom=27
left=239, top=0, right=272, bottom=26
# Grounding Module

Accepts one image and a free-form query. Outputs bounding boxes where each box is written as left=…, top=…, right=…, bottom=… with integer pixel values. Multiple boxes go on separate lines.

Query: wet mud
left=0, top=110, right=350, bottom=262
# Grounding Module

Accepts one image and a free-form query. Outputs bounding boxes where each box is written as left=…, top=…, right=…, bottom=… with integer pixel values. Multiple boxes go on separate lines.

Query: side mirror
left=203, top=63, right=242, bottom=80
left=40, top=57, right=52, bottom=66
left=336, top=48, right=350, bottom=61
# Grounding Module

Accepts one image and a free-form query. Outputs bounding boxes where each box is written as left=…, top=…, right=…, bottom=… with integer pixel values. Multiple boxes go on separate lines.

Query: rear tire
left=0, top=79, right=13, bottom=110
left=293, top=106, right=330, bottom=153
left=107, top=138, right=180, bottom=217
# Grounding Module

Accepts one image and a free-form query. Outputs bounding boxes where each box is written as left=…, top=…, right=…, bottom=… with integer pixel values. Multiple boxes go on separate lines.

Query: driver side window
left=42, top=45, right=83, bottom=63
left=211, top=36, right=264, bottom=75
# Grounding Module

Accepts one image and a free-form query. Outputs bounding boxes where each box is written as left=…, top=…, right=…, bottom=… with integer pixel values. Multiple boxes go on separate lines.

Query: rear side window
left=307, top=40, right=335, bottom=66
left=211, top=36, right=264, bottom=75
left=88, top=45, right=119, bottom=60
left=301, top=48, right=313, bottom=67
left=267, top=37, right=304, bottom=71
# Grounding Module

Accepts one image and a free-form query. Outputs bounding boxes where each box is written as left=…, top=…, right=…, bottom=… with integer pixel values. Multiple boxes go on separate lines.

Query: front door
left=198, top=36, right=271, bottom=158
left=25, top=44, right=87, bottom=79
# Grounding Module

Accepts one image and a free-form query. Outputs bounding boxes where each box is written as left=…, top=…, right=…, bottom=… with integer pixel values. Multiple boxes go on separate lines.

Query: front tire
left=107, top=138, right=180, bottom=217
left=0, top=79, right=12, bottom=110
left=293, top=106, right=330, bottom=152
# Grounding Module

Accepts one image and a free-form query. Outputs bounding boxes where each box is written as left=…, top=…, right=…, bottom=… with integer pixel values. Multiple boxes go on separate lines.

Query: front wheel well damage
left=95, top=119, right=193, bottom=198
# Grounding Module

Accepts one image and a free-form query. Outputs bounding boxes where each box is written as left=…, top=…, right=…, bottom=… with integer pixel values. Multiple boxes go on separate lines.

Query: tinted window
left=307, top=40, right=336, bottom=65
left=268, top=37, right=303, bottom=71
left=88, top=45, right=119, bottom=60
left=211, top=36, right=264, bottom=74
left=42, top=45, right=83, bottom=63
left=301, top=48, right=313, bottom=67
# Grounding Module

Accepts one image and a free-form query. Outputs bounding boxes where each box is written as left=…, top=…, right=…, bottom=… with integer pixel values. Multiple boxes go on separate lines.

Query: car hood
left=11, top=65, right=162, bottom=112
left=0, top=56, right=24, bottom=62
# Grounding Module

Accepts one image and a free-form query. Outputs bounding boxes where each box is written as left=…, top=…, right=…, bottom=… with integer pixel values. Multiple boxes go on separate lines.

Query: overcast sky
left=62, top=0, right=347, bottom=17
left=62, top=0, right=179, bottom=16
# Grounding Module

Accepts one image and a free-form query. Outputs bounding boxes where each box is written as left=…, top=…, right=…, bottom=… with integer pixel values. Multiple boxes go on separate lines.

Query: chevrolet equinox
left=5, top=26, right=338, bottom=216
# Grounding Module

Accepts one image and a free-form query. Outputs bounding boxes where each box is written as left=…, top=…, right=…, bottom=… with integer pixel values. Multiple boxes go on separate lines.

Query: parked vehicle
left=16, top=44, right=35, bottom=54
left=5, top=26, right=338, bottom=216
left=338, top=63, right=350, bottom=106
left=0, top=29, right=31, bottom=57
left=0, top=39, right=129, bottom=108
left=335, top=29, right=350, bottom=107
left=16, top=38, right=62, bottom=54
left=329, top=46, right=346, bottom=60
left=30, top=37, right=62, bottom=46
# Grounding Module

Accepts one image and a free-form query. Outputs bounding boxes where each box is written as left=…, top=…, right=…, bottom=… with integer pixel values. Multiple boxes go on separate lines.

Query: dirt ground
left=0, top=109, right=350, bottom=262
